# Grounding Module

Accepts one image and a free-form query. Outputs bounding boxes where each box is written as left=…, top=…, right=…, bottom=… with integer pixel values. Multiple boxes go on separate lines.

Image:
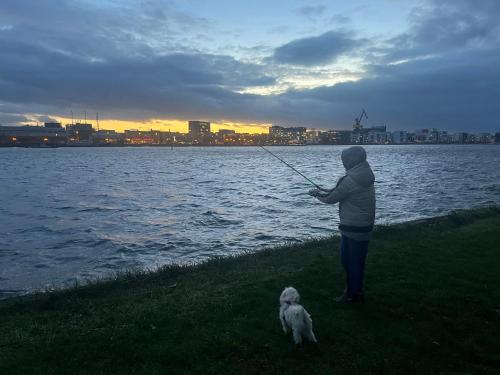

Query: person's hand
left=308, top=188, right=320, bottom=197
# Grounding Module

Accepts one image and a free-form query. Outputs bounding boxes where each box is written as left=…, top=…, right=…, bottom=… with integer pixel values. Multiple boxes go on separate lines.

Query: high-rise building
left=188, top=121, right=211, bottom=136
left=188, top=121, right=211, bottom=144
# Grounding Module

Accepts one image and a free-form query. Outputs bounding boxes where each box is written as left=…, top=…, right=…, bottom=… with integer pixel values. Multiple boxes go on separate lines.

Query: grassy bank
left=1, top=207, right=499, bottom=374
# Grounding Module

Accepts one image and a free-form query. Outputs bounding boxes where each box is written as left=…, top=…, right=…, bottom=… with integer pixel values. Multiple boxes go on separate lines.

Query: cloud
left=383, top=0, right=500, bottom=63
left=296, top=5, right=327, bottom=20
left=0, top=111, right=30, bottom=125
left=330, top=14, right=351, bottom=25
left=0, top=0, right=499, bottom=132
left=0, top=46, right=276, bottom=119
left=272, top=48, right=500, bottom=131
left=0, top=0, right=276, bottom=122
left=272, top=30, right=363, bottom=66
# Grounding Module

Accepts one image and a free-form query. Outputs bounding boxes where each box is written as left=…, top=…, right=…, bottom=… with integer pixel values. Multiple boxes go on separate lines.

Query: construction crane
left=353, top=108, right=368, bottom=130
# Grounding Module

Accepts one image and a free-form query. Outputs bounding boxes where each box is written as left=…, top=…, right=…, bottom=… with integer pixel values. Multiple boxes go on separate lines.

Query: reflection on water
left=1, top=145, right=499, bottom=297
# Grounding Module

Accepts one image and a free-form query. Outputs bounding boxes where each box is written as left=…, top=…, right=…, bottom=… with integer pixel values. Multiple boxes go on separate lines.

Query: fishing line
left=258, top=145, right=321, bottom=189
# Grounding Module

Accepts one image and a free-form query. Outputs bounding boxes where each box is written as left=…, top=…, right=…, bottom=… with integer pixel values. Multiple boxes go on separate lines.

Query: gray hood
left=341, top=146, right=366, bottom=170
left=342, top=147, right=374, bottom=187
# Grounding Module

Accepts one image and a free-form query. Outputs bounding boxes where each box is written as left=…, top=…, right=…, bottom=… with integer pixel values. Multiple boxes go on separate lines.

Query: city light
left=0, top=121, right=499, bottom=147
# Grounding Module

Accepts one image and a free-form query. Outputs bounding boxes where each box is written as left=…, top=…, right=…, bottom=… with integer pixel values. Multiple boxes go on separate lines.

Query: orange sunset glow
left=47, top=116, right=271, bottom=134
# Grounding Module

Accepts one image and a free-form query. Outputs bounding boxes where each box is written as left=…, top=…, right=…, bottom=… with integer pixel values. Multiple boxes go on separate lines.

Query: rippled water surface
left=1, top=145, right=499, bottom=297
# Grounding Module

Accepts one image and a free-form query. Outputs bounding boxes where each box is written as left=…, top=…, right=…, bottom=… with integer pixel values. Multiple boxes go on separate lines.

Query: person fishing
left=308, top=146, right=375, bottom=303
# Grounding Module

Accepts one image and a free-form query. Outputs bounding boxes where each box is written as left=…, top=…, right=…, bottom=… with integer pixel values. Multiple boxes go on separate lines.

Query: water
left=1, top=145, right=499, bottom=298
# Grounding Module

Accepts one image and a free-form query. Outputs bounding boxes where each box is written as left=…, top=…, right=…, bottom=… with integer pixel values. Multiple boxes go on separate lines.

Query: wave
left=195, top=210, right=243, bottom=227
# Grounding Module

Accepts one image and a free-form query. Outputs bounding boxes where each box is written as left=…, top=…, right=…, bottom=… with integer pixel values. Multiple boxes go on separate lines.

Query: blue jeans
left=340, top=234, right=369, bottom=299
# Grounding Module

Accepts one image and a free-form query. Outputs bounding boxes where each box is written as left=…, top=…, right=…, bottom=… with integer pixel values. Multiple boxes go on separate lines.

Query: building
left=124, top=130, right=162, bottom=144
left=44, top=122, right=63, bottom=129
left=269, top=125, right=306, bottom=144
left=188, top=120, right=211, bottom=136
left=351, top=125, right=387, bottom=144
left=67, top=123, right=93, bottom=144
left=188, top=121, right=211, bottom=144
left=287, top=127, right=307, bottom=144
left=320, top=130, right=351, bottom=144
left=216, top=129, right=236, bottom=144
left=495, top=133, right=500, bottom=144
left=477, top=133, right=492, bottom=143
left=305, top=130, right=321, bottom=144
left=392, top=131, right=408, bottom=144
left=269, top=125, right=285, bottom=136
left=93, top=130, right=124, bottom=145
left=0, top=124, right=67, bottom=146
left=452, top=132, right=468, bottom=143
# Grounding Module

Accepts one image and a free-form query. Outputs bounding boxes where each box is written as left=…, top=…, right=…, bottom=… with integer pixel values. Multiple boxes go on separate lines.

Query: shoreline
left=1, top=143, right=499, bottom=148
left=1, top=206, right=499, bottom=373
left=1, top=205, right=497, bottom=302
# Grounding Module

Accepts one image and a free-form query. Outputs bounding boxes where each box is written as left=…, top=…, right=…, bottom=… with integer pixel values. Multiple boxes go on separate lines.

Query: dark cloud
left=0, top=0, right=499, bottom=132
left=272, top=30, right=363, bottom=66
left=0, top=0, right=275, bottom=122
left=0, top=44, right=276, bottom=118
left=384, top=0, right=500, bottom=63
left=273, top=48, right=500, bottom=131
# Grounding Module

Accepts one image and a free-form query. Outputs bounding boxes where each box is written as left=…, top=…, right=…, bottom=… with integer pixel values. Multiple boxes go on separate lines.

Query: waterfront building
left=269, top=125, right=287, bottom=144
left=392, top=131, right=408, bottom=144
left=305, top=130, right=321, bottom=144
left=93, top=130, right=124, bottom=145
left=124, top=130, right=162, bottom=144
left=437, top=131, right=450, bottom=143
left=366, top=129, right=390, bottom=144
left=452, top=132, right=468, bottom=143
left=0, top=124, right=67, bottom=146
left=351, top=125, right=387, bottom=144
left=269, top=125, right=306, bottom=144
left=495, top=133, right=500, bottom=144
left=477, top=133, right=492, bottom=144
left=287, top=127, right=307, bottom=144
left=320, top=130, right=351, bottom=144
left=269, top=125, right=285, bottom=136
left=67, top=123, right=93, bottom=144
left=188, top=121, right=211, bottom=144
left=216, top=129, right=236, bottom=144
left=188, top=121, right=211, bottom=136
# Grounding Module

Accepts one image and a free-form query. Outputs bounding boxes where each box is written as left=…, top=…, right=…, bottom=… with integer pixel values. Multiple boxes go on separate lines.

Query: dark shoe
left=335, top=292, right=364, bottom=303
left=348, top=293, right=365, bottom=303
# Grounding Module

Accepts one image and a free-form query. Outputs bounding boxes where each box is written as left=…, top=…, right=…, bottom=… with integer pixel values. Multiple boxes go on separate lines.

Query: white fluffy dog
left=279, top=287, right=317, bottom=344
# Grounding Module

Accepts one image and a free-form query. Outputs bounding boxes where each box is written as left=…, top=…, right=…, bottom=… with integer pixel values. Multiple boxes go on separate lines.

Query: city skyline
left=1, top=119, right=498, bottom=147
left=1, top=1, right=499, bottom=132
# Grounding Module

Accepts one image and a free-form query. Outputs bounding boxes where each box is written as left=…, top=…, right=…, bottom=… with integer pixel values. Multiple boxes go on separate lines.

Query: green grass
left=1, top=207, right=500, bottom=374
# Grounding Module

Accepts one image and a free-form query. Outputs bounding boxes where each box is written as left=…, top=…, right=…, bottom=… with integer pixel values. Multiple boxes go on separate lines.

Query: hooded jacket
left=315, top=146, right=376, bottom=241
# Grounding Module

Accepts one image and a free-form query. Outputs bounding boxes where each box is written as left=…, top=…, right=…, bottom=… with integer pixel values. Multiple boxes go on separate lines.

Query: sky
left=0, top=0, right=499, bottom=133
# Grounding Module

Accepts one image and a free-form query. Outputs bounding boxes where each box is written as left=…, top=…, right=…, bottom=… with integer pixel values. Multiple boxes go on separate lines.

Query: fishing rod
left=258, top=145, right=322, bottom=189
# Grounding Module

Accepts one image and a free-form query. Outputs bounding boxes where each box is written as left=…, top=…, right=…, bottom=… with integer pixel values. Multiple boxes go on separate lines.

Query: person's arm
left=309, top=176, right=352, bottom=204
